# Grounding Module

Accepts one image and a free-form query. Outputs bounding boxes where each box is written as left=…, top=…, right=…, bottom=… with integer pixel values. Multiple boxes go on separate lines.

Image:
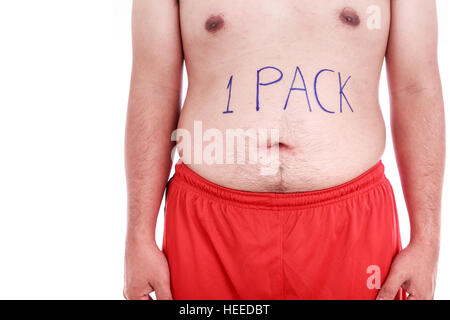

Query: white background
left=0, top=0, right=448, bottom=299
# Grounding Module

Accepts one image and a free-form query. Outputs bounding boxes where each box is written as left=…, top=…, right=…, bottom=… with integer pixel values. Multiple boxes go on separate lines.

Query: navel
left=205, top=15, right=225, bottom=33
left=339, top=7, right=360, bottom=27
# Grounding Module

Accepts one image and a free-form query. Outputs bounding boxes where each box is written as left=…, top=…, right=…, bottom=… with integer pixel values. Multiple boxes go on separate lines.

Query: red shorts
left=162, top=160, right=406, bottom=300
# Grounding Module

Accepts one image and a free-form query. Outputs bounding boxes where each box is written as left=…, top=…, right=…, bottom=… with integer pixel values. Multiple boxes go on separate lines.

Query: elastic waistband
left=171, top=160, right=387, bottom=210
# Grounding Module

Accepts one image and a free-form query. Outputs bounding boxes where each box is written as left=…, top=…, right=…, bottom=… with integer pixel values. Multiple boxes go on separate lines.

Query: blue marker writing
left=223, top=75, right=234, bottom=114
left=284, top=66, right=311, bottom=111
left=339, top=72, right=353, bottom=112
left=314, top=69, right=335, bottom=114
left=256, top=66, right=283, bottom=111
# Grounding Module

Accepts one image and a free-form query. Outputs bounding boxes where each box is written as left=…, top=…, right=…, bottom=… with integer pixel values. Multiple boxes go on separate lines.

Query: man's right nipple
left=205, top=15, right=225, bottom=33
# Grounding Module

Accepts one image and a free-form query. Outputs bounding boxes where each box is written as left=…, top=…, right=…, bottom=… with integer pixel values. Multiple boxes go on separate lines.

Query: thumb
left=376, top=268, right=406, bottom=300
left=154, top=281, right=173, bottom=300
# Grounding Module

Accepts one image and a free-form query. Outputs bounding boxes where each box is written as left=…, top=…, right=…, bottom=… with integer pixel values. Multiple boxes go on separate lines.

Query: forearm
left=125, top=84, right=180, bottom=246
left=390, top=84, right=445, bottom=247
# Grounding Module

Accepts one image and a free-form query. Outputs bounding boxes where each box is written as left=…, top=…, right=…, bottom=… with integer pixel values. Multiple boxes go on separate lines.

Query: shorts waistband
left=171, top=160, right=387, bottom=210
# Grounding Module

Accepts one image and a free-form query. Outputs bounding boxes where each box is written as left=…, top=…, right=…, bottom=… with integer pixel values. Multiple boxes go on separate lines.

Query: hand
left=377, top=241, right=439, bottom=300
left=123, top=240, right=173, bottom=300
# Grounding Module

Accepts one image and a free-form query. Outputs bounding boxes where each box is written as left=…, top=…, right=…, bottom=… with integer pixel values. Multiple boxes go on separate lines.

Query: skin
left=124, top=0, right=182, bottom=300
left=377, top=0, right=444, bottom=300
left=177, top=0, right=389, bottom=192
left=124, top=0, right=444, bottom=300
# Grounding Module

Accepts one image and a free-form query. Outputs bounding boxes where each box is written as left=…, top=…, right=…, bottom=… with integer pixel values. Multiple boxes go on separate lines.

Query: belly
left=176, top=0, right=389, bottom=192
left=176, top=66, right=387, bottom=192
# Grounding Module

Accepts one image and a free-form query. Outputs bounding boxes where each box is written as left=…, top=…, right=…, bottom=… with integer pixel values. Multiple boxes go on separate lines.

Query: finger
left=154, top=282, right=173, bottom=300
left=401, top=280, right=425, bottom=300
left=377, top=270, right=406, bottom=300
left=126, top=293, right=153, bottom=300
left=123, top=288, right=153, bottom=300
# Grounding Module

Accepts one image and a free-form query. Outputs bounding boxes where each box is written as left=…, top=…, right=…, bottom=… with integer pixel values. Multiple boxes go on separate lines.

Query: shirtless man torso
left=124, top=0, right=445, bottom=300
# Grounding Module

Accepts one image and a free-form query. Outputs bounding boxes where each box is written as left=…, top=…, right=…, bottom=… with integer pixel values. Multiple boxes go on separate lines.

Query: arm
left=378, top=0, right=445, bottom=300
left=124, top=0, right=182, bottom=300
